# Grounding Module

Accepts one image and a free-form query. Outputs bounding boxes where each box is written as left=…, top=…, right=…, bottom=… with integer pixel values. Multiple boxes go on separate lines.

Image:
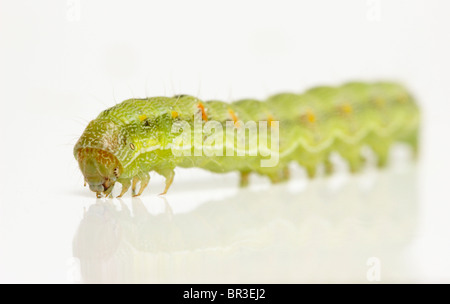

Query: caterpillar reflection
left=74, top=81, right=420, bottom=197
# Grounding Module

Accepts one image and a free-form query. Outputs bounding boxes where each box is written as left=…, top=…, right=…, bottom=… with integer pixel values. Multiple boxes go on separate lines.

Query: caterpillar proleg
left=74, top=81, right=420, bottom=197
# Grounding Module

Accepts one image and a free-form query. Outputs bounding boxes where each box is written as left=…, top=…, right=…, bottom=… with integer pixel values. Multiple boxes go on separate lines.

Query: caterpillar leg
left=282, top=167, right=290, bottom=180
left=132, top=172, right=151, bottom=197
left=157, top=169, right=175, bottom=195
left=117, top=178, right=131, bottom=198
left=375, top=147, right=390, bottom=168
left=324, top=159, right=334, bottom=176
left=304, top=165, right=317, bottom=178
left=297, top=158, right=319, bottom=178
left=339, top=147, right=364, bottom=173
left=132, top=176, right=139, bottom=194
left=371, top=142, right=392, bottom=168
left=404, top=132, right=419, bottom=160
left=267, top=167, right=290, bottom=184
left=348, top=154, right=365, bottom=173
left=103, top=182, right=115, bottom=198
left=240, top=172, right=250, bottom=187
left=410, top=137, right=419, bottom=160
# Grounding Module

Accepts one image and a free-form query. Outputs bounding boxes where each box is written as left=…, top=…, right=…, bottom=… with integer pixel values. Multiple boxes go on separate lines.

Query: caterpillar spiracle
left=74, top=81, right=420, bottom=198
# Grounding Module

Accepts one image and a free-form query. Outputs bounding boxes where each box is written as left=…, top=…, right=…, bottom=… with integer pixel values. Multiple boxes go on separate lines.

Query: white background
left=1, top=0, right=450, bottom=283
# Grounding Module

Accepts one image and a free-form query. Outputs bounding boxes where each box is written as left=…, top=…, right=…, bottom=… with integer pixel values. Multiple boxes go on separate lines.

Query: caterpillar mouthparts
left=74, top=81, right=420, bottom=198
left=76, top=148, right=122, bottom=198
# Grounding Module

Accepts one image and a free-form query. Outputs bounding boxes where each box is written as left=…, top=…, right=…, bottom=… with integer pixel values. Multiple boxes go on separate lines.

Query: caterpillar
left=74, top=81, right=420, bottom=198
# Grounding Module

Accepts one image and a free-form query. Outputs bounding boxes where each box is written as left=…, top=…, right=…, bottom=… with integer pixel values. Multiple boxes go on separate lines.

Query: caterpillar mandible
left=74, top=81, right=420, bottom=198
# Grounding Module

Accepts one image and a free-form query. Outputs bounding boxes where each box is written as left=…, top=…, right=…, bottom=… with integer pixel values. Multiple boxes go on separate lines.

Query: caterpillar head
left=74, top=119, right=127, bottom=195
left=76, top=147, right=122, bottom=195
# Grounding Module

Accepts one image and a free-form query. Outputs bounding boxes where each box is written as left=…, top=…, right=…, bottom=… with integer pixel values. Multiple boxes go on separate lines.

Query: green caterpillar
left=74, top=81, right=420, bottom=198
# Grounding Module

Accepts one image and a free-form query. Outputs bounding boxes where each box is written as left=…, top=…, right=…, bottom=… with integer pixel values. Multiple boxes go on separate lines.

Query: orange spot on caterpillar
left=197, top=103, right=208, bottom=121
left=397, top=94, right=408, bottom=103
left=373, top=97, right=385, bottom=108
left=299, top=109, right=316, bottom=125
left=341, top=103, right=353, bottom=115
left=306, top=110, right=316, bottom=123
left=228, top=108, right=239, bottom=127
left=267, top=114, right=277, bottom=127
left=171, top=111, right=179, bottom=118
left=138, top=114, right=147, bottom=121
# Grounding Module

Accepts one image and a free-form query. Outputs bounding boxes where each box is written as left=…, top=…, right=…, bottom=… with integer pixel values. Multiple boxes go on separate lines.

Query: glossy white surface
left=73, top=158, right=420, bottom=283
left=1, top=0, right=450, bottom=283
